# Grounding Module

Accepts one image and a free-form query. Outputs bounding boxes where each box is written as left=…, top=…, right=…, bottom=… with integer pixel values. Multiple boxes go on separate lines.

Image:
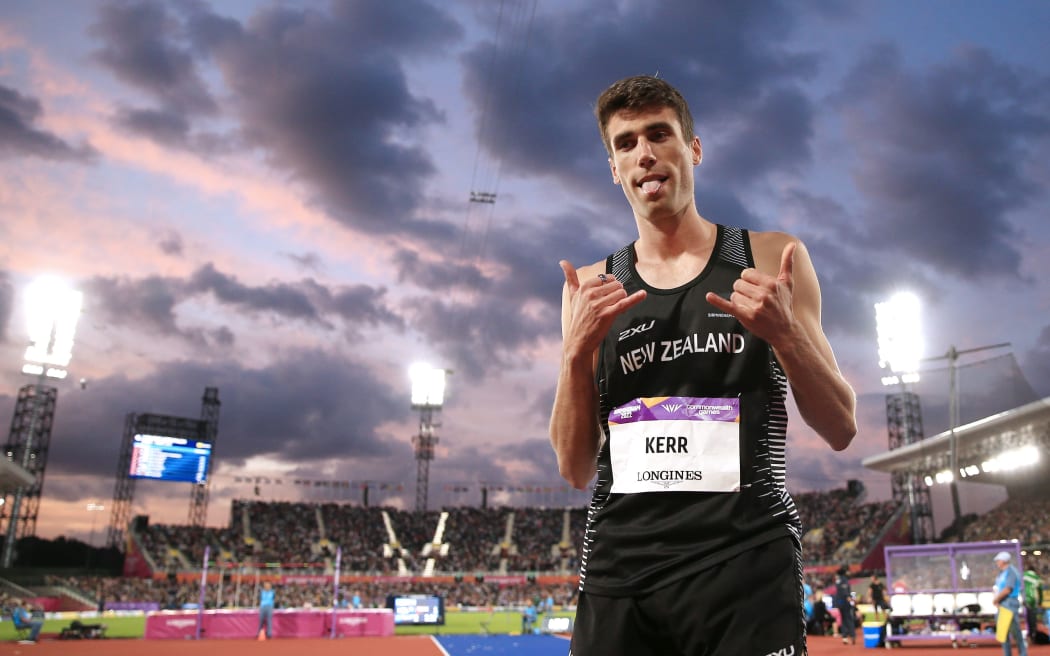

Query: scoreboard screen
left=129, top=434, right=212, bottom=484
left=386, top=594, right=445, bottom=625
left=541, top=615, right=574, bottom=634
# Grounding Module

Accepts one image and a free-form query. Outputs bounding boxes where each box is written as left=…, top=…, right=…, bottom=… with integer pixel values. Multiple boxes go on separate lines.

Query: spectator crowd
left=10, top=488, right=1050, bottom=617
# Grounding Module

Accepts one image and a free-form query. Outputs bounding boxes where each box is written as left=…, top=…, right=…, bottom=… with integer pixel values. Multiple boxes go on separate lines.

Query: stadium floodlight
left=875, top=292, right=923, bottom=386
left=409, top=363, right=449, bottom=512
left=410, top=363, right=447, bottom=408
left=86, top=502, right=105, bottom=547
left=981, top=445, right=1040, bottom=474
left=23, top=275, right=83, bottom=379
left=3, top=275, right=83, bottom=568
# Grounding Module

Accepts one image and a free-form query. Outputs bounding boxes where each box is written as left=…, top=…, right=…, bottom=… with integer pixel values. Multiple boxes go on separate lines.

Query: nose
left=637, top=138, right=656, bottom=167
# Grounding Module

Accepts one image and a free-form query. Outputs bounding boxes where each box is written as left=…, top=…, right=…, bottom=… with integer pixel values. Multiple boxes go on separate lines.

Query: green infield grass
left=395, top=610, right=576, bottom=635
left=2, top=614, right=146, bottom=640
left=2, top=611, right=576, bottom=641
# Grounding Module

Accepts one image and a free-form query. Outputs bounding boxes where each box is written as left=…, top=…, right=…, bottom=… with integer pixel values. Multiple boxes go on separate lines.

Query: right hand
left=559, top=260, right=646, bottom=355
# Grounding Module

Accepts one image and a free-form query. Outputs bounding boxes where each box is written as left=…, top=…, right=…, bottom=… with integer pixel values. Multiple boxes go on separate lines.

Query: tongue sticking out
left=642, top=180, right=663, bottom=194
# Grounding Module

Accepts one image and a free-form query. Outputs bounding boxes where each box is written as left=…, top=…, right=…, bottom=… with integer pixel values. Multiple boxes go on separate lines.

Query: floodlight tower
left=2, top=276, right=82, bottom=567
left=188, top=387, right=221, bottom=527
left=410, top=364, right=447, bottom=512
left=875, top=292, right=933, bottom=544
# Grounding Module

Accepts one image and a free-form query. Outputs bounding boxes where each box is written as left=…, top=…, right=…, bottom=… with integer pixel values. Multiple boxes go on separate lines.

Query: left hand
left=705, top=241, right=797, bottom=346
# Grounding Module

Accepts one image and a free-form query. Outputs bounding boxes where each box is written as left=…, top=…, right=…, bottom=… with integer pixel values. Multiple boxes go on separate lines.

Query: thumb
left=779, top=241, right=796, bottom=284
left=560, top=260, right=580, bottom=293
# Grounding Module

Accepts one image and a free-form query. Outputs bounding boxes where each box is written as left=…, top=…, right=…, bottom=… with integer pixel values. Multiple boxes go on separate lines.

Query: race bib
left=608, top=396, right=740, bottom=493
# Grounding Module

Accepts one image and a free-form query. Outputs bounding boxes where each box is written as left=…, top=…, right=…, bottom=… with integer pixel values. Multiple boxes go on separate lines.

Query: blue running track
left=435, top=634, right=569, bottom=656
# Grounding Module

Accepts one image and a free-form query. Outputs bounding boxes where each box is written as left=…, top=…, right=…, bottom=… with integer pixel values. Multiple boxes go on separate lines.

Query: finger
left=559, top=260, right=580, bottom=293
left=779, top=241, right=797, bottom=282
left=739, top=267, right=775, bottom=286
left=732, top=277, right=765, bottom=298
left=705, top=291, right=736, bottom=316
left=613, top=289, right=647, bottom=313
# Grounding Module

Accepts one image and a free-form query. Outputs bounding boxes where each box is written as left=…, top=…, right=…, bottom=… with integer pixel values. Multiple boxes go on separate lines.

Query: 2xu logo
left=766, top=646, right=796, bottom=656
left=618, top=320, right=655, bottom=341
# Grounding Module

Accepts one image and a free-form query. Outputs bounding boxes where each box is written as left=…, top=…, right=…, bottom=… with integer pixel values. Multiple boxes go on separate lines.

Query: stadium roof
left=861, top=396, right=1050, bottom=489
left=0, top=459, right=34, bottom=494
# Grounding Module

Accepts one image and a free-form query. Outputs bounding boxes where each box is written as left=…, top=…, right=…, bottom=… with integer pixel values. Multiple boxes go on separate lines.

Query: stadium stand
left=19, top=483, right=1050, bottom=616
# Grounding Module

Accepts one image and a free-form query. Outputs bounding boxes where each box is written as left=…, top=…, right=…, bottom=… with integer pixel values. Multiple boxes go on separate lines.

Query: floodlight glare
left=23, top=275, right=83, bottom=375
left=875, top=292, right=923, bottom=385
left=984, top=445, right=1039, bottom=473
left=410, top=363, right=446, bottom=408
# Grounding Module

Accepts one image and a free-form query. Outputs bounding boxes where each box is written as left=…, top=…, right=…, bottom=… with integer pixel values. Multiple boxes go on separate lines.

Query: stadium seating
left=47, top=485, right=1050, bottom=612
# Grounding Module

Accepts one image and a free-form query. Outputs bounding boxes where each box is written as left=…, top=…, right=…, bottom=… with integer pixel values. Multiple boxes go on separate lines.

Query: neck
left=634, top=206, right=713, bottom=257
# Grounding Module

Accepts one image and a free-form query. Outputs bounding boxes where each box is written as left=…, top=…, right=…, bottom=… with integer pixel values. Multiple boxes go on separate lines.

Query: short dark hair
left=595, top=75, right=695, bottom=155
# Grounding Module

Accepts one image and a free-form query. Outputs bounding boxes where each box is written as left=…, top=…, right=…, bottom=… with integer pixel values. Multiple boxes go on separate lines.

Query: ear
left=609, top=157, right=621, bottom=185
left=692, top=135, right=702, bottom=166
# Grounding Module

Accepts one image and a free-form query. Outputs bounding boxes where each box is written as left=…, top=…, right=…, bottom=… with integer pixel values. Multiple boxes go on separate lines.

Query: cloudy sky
left=1, top=0, right=1048, bottom=545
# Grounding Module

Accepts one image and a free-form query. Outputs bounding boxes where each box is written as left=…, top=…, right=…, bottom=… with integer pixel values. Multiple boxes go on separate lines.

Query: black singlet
left=579, top=224, right=801, bottom=596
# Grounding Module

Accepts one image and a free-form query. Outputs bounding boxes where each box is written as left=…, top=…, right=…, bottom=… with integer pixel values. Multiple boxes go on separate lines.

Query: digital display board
left=541, top=615, right=574, bottom=634
left=386, top=594, right=445, bottom=625
left=129, top=434, right=212, bottom=484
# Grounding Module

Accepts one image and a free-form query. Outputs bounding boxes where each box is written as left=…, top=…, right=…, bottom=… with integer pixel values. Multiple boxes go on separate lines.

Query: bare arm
left=993, top=585, right=1012, bottom=605
left=706, top=234, right=857, bottom=450
left=549, top=260, right=646, bottom=489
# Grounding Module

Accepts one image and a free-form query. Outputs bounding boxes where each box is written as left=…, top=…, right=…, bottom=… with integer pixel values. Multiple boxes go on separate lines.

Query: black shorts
left=570, top=535, right=806, bottom=656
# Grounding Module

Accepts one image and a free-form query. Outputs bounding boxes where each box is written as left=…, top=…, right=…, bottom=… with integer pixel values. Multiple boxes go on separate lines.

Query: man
left=993, top=551, right=1027, bottom=656
left=869, top=573, right=890, bottom=620
left=550, top=74, right=857, bottom=655
left=521, top=598, right=538, bottom=635
left=13, top=600, right=43, bottom=644
left=834, top=567, right=856, bottom=645
left=808, top=590, right=833, bottom=636
left=1022, top=565, right=1043, bottom=645
left=802, top=579, right=814, bottom=628
left=257, top=581, right=275, bottom=640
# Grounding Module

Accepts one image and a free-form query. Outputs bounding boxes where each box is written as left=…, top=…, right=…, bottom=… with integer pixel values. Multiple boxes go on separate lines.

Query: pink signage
left=144, top=608, right=394, bottom=639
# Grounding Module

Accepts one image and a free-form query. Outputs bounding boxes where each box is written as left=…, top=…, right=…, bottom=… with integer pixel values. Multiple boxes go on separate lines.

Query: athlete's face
left=606, top=105, right=702, bottom=223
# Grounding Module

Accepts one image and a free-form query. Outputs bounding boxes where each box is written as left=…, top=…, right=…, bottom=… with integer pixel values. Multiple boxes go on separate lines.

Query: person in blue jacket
left=521, top=598, right=537, bottom=634
left=257, top=581, right=276, bottom=639
left=13, top=600, right=43, bottom=644
left=993, top=551, right=1027, bottom=656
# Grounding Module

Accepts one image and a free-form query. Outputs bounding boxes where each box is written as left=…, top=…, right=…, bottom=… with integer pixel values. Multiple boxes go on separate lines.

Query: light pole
left=410, top=364, right=448, bottom=512
left=2, top=276, right=82, bottom=568
left=85, top=501, right=105, bottom=569
left=875, top=291, right=930, bottom=543
left=925, top=342, right=1010, bottom=524
left=86, top=502, right=105, bottom=547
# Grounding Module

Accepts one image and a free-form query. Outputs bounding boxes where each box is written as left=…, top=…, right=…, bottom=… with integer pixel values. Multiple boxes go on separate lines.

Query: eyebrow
left=611, top=120, right=676, bottom=146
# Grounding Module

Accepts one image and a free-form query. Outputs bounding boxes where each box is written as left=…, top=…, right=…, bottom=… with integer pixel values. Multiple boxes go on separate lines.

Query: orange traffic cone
left=257, top=627, right=267, bottom=641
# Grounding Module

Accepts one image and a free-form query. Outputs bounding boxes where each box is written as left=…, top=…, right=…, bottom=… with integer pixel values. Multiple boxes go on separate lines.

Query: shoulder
left=574, top=259, right=607, bottom=281
left=745, top=229, right=803, bottom=274
left=561, top=251, right=621, bottom=294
